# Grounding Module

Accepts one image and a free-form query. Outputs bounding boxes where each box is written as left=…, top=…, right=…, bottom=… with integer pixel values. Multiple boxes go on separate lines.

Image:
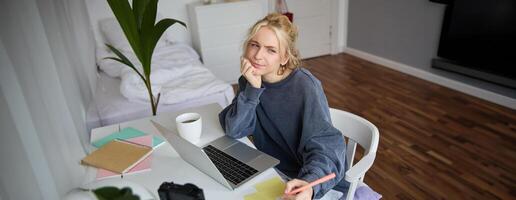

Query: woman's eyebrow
left=250, top=40, right=277, bottom=49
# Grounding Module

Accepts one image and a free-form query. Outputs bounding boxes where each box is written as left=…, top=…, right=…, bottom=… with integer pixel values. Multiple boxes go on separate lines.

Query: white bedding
left=87, top=43, right=236, bottom=131
left=86, top=72, right=235, bottom=131
left=96, top=43, right=230, bottom=105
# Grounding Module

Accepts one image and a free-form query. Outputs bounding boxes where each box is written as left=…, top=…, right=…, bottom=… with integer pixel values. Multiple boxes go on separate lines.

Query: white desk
left=85, top=103, right=280, bottom=199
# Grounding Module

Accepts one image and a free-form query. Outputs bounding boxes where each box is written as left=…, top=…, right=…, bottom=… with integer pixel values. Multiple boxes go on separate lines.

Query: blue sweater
left=219, top=68, right=349, bottom=198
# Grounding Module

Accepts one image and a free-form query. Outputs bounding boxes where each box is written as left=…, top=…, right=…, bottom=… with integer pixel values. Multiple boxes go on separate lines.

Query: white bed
left=86, top=71, right=234, bottom=131
left=84, top=0, right=235, bottom=131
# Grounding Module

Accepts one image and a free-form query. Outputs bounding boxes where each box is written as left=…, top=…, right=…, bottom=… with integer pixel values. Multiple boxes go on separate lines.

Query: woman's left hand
left=282, top=179, right=313, bottom=200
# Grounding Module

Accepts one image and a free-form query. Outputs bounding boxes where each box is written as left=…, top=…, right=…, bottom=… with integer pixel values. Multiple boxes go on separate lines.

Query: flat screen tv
left=432, top=0, right=516, bottom=88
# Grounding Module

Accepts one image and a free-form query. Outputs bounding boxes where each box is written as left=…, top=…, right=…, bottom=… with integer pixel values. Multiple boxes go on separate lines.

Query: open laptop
left=151, top=120, right=279, bottom=190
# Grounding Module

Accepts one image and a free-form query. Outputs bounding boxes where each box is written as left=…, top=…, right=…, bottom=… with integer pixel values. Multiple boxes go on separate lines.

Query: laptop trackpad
left=224, top=143, right=262, bottom=163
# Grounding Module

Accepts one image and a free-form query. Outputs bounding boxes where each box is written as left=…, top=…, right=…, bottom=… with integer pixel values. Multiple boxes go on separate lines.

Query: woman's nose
left=253, top=48, right=263, bottom=60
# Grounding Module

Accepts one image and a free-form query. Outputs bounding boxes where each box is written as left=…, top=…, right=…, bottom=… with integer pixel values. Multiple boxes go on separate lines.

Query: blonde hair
left=242, top=13, right=301, bottom=74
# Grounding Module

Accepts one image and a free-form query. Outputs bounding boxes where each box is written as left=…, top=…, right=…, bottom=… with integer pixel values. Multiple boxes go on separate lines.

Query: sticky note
left=245, top=177, right=286, bottom=200
left=244, top=192, right=268, bottom=200
left=255, top=177, right=286, bottom=196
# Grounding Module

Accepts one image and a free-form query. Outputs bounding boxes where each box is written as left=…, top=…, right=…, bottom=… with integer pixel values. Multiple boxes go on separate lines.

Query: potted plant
left=105, top=0, right=186, bottom=115
left=64, top=186, right=140, bottom=200
left=93, top=187, right=140, bottom=200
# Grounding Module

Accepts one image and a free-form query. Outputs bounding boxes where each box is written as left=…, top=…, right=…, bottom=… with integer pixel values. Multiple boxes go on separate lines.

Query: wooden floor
left=301, top=53, right=516, bottom=199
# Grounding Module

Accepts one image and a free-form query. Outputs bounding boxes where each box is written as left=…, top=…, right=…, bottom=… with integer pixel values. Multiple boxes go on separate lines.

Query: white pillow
left=99, top=17, right=168, bottom=52
left=157, top=14, right=183, bottom=43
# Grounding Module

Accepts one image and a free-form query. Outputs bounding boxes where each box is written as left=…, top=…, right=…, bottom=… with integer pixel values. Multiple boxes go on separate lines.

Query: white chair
left=330, top=108, right=380, bottom=200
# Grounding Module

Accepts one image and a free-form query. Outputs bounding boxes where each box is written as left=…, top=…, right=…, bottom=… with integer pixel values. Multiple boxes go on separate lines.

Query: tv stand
left=432, top=58, right=516, bottom=89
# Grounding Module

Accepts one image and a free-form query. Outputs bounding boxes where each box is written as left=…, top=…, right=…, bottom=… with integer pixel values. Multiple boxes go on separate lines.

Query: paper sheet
left=244, top=177, right=286, bottom=200
left=244, top=192, right=268, bottom=200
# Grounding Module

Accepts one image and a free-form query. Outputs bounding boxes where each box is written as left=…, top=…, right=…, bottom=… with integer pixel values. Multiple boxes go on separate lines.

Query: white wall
left=337, top=0, right=348, bottom=52
left=85, top=0, right=199, bottom=49
left=0, top=0, right=96, bottom=198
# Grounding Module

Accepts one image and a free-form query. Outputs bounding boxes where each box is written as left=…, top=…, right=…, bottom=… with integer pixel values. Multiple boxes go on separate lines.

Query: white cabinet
left=188, top=0, right=267, bottom=83
left=266, top=0, right=337, bottom=58
left=286, top=0, right=332, bottom=59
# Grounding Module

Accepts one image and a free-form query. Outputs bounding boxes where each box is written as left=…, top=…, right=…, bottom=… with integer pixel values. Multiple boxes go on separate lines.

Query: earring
left=278, top=64, right=287, bottom=75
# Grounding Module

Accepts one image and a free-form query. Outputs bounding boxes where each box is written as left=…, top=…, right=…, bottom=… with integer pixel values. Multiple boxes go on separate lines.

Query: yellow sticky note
left=244, top=177, right=287, bottom=200
left=244, top=192, right=268, bottom=200
left=254, top=177, right=286, bottom=198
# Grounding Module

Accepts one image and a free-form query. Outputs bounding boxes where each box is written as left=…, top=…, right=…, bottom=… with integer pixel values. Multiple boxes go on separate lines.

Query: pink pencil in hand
left=286, top=173, right=336, bottom=195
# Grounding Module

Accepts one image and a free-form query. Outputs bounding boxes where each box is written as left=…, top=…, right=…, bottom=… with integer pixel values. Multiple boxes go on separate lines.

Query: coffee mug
left=175, top=113, right=202, bottom=143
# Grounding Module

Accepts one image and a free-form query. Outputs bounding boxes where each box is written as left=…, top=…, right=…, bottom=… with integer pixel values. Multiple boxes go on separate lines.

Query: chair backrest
left=330, top=108, right=380, bottom=200
left=330, top=108, right=379, bottom=167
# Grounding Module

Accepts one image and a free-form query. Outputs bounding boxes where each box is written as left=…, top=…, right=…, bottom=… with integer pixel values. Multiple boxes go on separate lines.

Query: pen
left=286, top=173, right=336, bottom=195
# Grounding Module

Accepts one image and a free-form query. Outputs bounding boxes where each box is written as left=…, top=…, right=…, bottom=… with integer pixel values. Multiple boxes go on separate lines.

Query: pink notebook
left=96, top=135, right=153, bottom=179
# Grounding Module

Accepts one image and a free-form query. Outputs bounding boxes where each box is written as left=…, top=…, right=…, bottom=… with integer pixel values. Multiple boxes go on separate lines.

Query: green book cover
left=93, top=127, right=165, bottom=148
left=152, top=135, right=165, bottom=148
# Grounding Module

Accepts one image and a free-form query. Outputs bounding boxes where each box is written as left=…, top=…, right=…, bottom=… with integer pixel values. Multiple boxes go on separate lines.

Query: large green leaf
left=132, top=0, right=150, bottom=30
left=107, top=0, right=142, bottom=61
left=105, top=44, right=146, bottom=81
left=139, top=0, right=159, bottom=77
left=153, top=19, right=186, bottom=46
left=143, top=18, right=186, bottom=77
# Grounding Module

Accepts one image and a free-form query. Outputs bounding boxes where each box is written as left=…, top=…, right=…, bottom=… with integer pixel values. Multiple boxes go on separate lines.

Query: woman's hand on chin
left=241, top=57, right=262, bottom=88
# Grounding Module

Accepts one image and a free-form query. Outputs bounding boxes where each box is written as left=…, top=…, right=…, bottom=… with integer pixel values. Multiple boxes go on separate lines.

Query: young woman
left=219, top=13, right=349, bottom=200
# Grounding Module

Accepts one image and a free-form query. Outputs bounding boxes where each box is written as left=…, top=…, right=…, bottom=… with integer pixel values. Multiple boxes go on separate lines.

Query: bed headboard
left=84, top=0, right=195, bottom=49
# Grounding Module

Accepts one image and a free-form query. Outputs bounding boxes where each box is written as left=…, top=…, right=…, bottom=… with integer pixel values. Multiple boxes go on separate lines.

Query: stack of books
left=82, top=127, right=165, bottom=179
left=82, top=139, right=152, bottom=174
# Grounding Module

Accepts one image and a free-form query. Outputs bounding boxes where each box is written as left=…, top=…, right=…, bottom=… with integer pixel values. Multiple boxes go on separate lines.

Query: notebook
left=92, top=127, right=165, bottom=149
left=82, top=139, right=153, bottom=174
left=96, top=135, right=153, bottom=179
left=96, top=155, right=152, bottom=179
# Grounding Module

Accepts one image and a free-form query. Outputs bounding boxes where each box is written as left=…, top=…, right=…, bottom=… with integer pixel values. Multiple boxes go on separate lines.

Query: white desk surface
left=86, top=103, right=281, bottom=199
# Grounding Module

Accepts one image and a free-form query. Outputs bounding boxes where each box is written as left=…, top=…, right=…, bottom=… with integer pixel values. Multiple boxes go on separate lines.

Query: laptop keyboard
left=203, top=145, right=259, bottom=185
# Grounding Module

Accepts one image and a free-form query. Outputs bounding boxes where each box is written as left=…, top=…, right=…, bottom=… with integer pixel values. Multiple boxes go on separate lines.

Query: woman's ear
left=281, top=56, right=289, bottom=66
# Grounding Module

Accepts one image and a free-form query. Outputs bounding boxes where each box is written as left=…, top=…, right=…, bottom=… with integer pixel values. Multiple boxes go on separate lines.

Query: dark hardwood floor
left=301, top=53, right=516, bottom=199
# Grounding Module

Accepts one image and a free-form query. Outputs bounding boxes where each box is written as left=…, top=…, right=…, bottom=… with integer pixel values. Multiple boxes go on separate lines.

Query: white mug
left=175, top=113, right=202, bottom=143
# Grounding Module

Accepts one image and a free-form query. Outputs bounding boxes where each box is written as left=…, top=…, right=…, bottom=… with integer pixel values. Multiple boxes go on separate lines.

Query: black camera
left=158, top=182, right=205, bottom=200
